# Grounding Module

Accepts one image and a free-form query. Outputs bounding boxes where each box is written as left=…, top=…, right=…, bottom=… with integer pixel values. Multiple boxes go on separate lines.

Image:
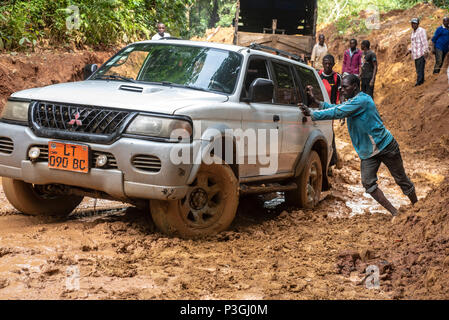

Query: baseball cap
left=410, top=18, right=419, bottom=24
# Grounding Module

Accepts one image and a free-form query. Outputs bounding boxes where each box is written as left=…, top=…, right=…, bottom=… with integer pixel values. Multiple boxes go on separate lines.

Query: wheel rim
left=178, top=171, right=225, bottom=229
left=306, top=161, right=321, bottom=206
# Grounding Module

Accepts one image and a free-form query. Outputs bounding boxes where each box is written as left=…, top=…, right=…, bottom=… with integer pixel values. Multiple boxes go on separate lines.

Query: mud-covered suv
left=0, top=40, right=333, bottom=238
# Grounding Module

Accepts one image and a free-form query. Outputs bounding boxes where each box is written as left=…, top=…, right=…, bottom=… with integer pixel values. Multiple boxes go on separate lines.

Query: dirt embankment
left=320, top=3, right=449, bottom=159
left=0, top=50, right=117, bottom=108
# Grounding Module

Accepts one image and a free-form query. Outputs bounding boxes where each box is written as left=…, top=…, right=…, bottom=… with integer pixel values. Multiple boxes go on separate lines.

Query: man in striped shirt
left=408, top=18, right=429, bottom=86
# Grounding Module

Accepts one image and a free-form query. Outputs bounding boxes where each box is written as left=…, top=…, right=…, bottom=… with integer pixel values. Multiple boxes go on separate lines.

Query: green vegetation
left=318, top=0, right=447, bottom=35
left=0, top=0, right=447, bottom=51
left=0, top=0, right=193, bottom=51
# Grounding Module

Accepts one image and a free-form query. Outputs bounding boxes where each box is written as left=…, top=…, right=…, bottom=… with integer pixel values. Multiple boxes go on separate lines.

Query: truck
left=233, top=0, right=318, bottom=61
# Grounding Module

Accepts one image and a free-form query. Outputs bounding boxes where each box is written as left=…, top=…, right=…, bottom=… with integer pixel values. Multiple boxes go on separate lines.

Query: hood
left=11, top=80, right=228, bottom=114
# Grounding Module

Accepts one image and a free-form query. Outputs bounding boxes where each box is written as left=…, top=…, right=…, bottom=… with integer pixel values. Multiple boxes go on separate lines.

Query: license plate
left=48, top=141, right=89, bottom=173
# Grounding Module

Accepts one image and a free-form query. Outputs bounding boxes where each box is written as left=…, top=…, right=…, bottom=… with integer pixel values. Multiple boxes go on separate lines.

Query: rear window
left=294, top=65, right=324, bottom=102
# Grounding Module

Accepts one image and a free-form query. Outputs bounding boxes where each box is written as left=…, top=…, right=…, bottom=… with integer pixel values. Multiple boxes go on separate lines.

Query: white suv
left=0, top=40, right=333, bottom=238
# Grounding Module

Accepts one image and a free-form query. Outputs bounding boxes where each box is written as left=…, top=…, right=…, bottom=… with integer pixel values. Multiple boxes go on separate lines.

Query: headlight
left=0, top=100, right=30, bottom=122
left=126, top=115, right=192, bottom=141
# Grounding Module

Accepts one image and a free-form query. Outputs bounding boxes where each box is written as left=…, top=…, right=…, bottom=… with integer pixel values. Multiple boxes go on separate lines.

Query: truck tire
left=285, top=150, right=323, bottom=209
left=2, top=178, right=83, bottom=217
left=150, top=161, right=239, bottom=238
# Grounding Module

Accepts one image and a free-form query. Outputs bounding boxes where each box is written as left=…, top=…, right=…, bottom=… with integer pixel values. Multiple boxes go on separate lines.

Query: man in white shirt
left=407, top=18, right=429, bottom=86
left=152, top=22, right=170, bottom=40
left=311, top=34, right=328, bottom=70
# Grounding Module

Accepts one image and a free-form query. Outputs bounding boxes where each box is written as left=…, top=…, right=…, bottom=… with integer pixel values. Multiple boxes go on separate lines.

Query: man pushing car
left=300, top=74, right=417, bottom=216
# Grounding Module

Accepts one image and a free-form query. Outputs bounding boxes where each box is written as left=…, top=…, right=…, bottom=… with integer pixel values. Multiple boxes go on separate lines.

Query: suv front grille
left=0, top=137, right=14, bottom=154
left=29, top=145, right=118, bottom=170
left=30, top=101, right=135, bottom=143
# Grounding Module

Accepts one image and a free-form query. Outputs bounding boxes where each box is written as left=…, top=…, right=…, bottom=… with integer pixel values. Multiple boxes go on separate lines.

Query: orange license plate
left=48, top=141, right=89, bottom=173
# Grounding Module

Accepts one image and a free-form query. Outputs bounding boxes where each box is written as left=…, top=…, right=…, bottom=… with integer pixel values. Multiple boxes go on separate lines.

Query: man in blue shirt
left=432, top=17, right=449, bottom=74
left=300, top=75, right=417, bottom=216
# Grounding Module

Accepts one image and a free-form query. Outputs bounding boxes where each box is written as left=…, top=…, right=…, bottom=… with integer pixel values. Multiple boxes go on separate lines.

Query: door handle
left=273, top=115, right=280, bottom=122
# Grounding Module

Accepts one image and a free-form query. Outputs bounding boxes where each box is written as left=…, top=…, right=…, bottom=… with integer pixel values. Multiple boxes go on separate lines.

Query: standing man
left=300, top=75, right=417, bottom=216
left=311, top=34, right=328, bottom=70
left=431, top=17, right=449, bottom=74
left=318, top=54, right=342, bottom=170
left=360, top=40, right=378, bottom=98
left=151, top=22, right=171, bottom=40
left=342, top=39, right=363, bottom=77
left=408, top=18, right=429, bottom=86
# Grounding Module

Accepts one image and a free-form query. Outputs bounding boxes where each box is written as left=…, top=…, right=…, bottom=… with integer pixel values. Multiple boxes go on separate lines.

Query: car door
left=294, top=64, right=333, bottom=159
left=240, top=56, right=282, bottom=178
left=269, top=59, right=306, bottom=173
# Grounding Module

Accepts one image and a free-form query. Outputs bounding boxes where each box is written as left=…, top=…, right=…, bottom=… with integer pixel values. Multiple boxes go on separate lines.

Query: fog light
left=96, top=154, right=108, bottom=167
left=28, top=147, right=41, bottom=160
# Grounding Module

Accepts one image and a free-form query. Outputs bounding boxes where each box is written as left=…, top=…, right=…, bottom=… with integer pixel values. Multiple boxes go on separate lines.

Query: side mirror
left=84, top=64, right=98, bottom=80
left=247, top=78, right=274, bottom=103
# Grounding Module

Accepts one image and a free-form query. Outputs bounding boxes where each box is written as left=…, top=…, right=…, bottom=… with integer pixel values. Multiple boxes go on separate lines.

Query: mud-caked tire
left=285, top=150, right=323, bottom=209
left=2, top=178, right=83, bottom=217
left=150, top=161, right=239, bottom=238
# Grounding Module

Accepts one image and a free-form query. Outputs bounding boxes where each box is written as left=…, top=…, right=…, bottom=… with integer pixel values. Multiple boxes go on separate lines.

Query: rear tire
left=150, top=161, right=239, bottom=238
left=2, top=178, right=83, bottom=217
left=285, top=150, right=323, bottom=209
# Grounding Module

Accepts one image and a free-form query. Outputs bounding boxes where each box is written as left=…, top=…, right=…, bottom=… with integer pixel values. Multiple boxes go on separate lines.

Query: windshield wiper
left=95, top=74, right=138, bottom=83
left=154, top=81, right=209, bottom=92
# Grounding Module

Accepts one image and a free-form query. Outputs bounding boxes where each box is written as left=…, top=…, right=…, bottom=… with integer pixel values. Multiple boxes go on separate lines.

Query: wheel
left=2, top=178, right=83, bottom=217
left=285, top=150, right=323, bottom=209
left=150, top=161, right=239, bottom=238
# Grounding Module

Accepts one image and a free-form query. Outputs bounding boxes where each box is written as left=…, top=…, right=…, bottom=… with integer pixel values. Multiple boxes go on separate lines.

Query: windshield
left=92, top=43, right=242, bottom=94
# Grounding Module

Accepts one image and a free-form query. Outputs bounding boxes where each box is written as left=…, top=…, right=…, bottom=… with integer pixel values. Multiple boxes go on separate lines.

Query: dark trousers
left=361, top=139, right=415, bottom=196
left=433, top=49, right=448, bottom=74
left=414, top=56, right=425, bottom=85
left=361, top=78, right=374, bottom=98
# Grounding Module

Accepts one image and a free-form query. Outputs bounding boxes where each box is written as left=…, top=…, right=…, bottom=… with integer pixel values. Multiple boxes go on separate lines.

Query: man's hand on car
left=298, top=103, right=311, bottom=117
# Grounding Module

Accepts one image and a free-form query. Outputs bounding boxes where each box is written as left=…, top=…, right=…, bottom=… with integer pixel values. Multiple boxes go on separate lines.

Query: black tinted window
left=272, top=61, right=297, bottom=105
left=295, top=65, right=324, bottom=102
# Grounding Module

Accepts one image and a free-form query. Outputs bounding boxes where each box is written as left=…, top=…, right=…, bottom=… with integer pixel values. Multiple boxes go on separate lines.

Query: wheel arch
left=294, top=130, right=330, bottom=191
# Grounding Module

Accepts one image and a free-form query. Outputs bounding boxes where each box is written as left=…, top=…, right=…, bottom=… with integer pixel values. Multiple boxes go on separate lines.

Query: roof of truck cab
left=130, top=39, right=313, bottom=70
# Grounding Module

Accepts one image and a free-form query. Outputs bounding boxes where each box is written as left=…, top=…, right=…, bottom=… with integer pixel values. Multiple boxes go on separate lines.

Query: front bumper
left=0, top=122, right=197, bottom=201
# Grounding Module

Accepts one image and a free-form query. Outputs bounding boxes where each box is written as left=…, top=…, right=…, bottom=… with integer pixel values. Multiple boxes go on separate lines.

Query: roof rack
left=248, top=42, right=304, bottom=63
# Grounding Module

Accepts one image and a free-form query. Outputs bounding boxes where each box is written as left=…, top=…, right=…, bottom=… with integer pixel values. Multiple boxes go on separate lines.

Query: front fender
left=186, top=124, right=236, bottom=184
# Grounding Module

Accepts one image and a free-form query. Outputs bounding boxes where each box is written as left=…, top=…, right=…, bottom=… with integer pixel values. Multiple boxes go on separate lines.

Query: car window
left=272, top=61, right=297, bottom=105
left=242, top=57, right=270, bottom=100
left=93, top=43, right=242, bottom=95
left=294, top=65, right=324, bottom=105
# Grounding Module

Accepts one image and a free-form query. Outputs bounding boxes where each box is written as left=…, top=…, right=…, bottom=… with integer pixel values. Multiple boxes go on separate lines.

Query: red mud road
left=0, top=132, right=447, bottom=299
left=0, top=3, right=449, bottom=299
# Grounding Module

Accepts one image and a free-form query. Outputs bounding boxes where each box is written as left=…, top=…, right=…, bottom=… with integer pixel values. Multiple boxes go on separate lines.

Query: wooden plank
left=237, top=31, right=314, bottom=56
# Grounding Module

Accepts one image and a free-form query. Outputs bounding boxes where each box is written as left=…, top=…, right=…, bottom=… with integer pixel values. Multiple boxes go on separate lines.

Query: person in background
left=342, top=39, right=363, bottom=77
left=151, top=22, right=170, bottom=40
left=318, top=54, right=343, bottom=170
left=300, top=75, right=417, bottom=217
left=407, top=18, right=429, bottom=86
left=311, top=34, right=328, bottom=70
left=360, top=40, right=378, bottom=98
left=431, top=17, right=449, bottom=74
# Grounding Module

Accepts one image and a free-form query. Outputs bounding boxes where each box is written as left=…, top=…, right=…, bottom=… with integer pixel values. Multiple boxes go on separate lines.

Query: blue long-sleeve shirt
left=432, top=26, right=449, bottom=52
left=311, top=92, right=393, bottom=160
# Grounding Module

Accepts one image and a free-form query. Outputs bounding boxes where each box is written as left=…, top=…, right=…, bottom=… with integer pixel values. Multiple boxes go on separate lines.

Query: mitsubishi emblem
left=68, top=112, right=82, bottom=126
